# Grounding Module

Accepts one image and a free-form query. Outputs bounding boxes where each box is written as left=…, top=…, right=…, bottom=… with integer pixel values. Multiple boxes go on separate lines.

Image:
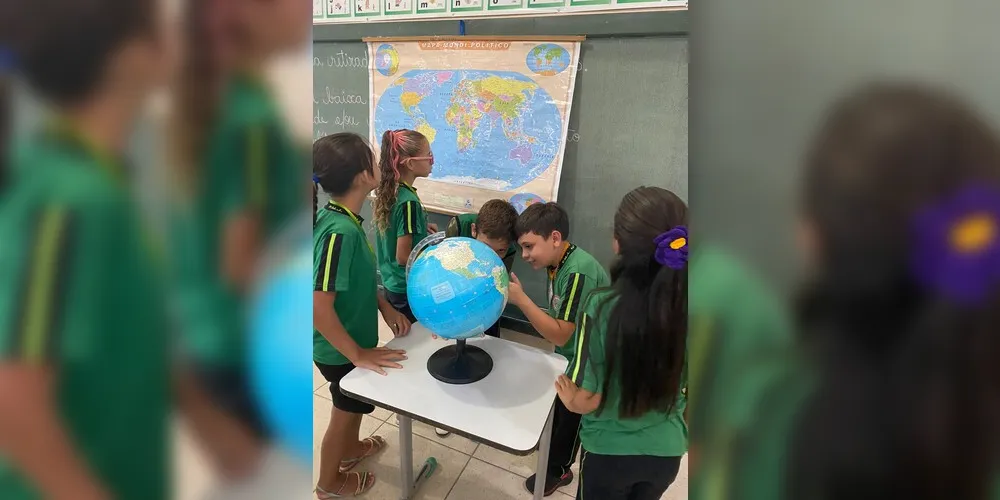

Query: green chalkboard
left=312, top=11, right=688, bottom=331
left=313, top=43, right=371, bottom=140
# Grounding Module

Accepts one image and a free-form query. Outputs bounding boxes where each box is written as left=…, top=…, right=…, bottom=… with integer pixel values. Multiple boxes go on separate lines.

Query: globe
left=375, top=44, right=400, bottom=77
left=526, top=43, right=571, bottom=76
left=250, top=215, right=313, bottom=465
left=509, top=192, right=546, bottom=214
left=375, top=69, right=563, bottom=190
left=407, top=237, right=509, bottom=340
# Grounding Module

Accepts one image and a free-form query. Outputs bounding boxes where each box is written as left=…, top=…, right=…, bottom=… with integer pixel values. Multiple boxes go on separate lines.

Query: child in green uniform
left=698, top=85, right=1000, bottom=500
left=373, top=129, right=437, bottom=324
left=169, top=0, right=310, bottom=479
left=312, top=133, right=411, bottom=498
left=0, top=1, right=172, bottom=498
left=445, top=199, right=520, bottom=337
left=506, top=202, right=611, bottom=495
left=555, top=187, right=688, bottom=500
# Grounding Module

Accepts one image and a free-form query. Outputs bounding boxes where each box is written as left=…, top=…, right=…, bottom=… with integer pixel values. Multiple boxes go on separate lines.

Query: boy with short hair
left=506, top=202, right=611, bottom=496
left=446, top=199, right=520, bottom=338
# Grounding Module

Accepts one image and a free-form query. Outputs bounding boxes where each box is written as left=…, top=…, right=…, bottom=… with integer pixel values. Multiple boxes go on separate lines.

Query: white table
left=340, top=324, right=569, bottom=500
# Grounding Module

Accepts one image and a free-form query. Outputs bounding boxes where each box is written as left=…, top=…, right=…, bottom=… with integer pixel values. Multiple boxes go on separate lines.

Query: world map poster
left=367, top=38, right=582, bottom=215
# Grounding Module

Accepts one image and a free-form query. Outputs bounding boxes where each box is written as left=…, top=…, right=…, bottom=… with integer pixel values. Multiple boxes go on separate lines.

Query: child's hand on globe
left=427, top=222, right=439, bottom=233
left=508, top=273, right=527, bottom=306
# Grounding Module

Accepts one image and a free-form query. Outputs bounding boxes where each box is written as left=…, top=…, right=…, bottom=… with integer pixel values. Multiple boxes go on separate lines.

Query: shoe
left=524, top=471, right=573, bottom=496
left=434, top=428, right=450, bottom=437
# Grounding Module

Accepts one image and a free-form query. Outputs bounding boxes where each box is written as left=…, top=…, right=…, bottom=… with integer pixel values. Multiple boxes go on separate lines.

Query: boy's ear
left=470, top=223, right=478, bottom=237
left=549, top=230, right=564, bottom=244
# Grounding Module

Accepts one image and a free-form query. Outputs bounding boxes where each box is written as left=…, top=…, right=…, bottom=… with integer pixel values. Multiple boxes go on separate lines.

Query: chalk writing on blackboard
left=318, top=86, right=367, bottom=105
left=313, top=50, right=369, bottom=69
left=567, top=128, right=582, bottom=143
left=313, top=108, right=362, bottom=132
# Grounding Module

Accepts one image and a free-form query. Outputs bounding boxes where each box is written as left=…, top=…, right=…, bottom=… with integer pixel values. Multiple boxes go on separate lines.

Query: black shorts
left=191, top=363, right=270, bottom=439
left=315, top=361, right=375, bottom=415
left=576, top=450, right=682, bottom=500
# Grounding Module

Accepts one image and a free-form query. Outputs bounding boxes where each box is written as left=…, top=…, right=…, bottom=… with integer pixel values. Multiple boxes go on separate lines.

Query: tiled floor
left=308, top=322, right=688, bottom=500
left=174, top=321, right=687, bottom=499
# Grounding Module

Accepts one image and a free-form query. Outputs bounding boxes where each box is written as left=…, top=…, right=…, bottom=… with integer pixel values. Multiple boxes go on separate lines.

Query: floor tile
left=314, top=364, right=327, bottom=390
left=407, top=417, right=480, bottom=455
left=447, top=458, right=573, bottom=500
left=313, top=396, right=384, bottom=484
left=473, top=444, right=539, bottom=478
left=351, top=420, right=471, bottom=499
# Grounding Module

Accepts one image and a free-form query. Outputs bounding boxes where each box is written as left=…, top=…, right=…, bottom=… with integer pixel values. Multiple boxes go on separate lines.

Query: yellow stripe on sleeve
left=406, top=202, right=414, bottom=234
left=322, top=234, right=338, bottom=291
left=562, top=274, right=581, bottom=321
left=570, top=313, right=588, bottom=382
left=247, top=125, right=267, bottom=208
left=21, top=207, right=67, bottom=363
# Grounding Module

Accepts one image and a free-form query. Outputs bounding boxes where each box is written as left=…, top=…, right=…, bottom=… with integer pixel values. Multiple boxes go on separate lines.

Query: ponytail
left=373, top=129, right=424, bottom=231
left=170, top=0, right=227, bottom=193
left=598, top=187, right=688, bottom=419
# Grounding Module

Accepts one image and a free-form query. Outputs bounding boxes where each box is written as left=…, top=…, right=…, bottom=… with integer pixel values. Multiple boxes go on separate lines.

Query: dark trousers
left=385, top=289, right=417, bottom=324
left=546, top=398, right=583, bottom=477
left=576, top=451, right=682, bottom=500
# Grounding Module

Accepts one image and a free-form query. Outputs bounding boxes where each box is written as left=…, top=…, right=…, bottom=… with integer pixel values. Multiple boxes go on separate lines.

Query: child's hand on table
left=382, top=308, right=412, bottom=337
left=555, top=374, right=582, bottom=411
left=353, top=347, right=408, bottom=376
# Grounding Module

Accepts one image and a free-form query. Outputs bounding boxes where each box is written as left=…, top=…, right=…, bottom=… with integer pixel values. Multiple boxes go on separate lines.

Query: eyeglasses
left=407, top=153, right=434, bottom=164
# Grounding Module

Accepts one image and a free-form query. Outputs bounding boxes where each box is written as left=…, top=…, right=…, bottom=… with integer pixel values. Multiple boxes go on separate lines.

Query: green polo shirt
left=376, top=183, right=428, bottom=294
left=313, top=201, right=379, bottom=366
left=685, top=245, right=800, bottom=500
left=547, top=243, right=610, bottom=360
left=174, top=73, right=304, bottom=366
left=0, top=129, right=168, bottom=500
left=445, top=212, right=518, bottom=270
left=569, top=290, right=688, bottom=457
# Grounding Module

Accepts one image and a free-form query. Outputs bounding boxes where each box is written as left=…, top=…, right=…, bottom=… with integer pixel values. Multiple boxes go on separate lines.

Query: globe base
left=427, top=339, right=493, bottom=385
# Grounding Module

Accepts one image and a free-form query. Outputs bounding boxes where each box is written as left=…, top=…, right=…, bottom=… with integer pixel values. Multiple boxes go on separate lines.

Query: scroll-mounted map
left=367, top=38, right=582, bottom=214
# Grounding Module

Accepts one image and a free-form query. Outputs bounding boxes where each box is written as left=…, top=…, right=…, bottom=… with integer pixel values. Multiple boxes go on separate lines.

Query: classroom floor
left=174, top=321, right=687, bottom=500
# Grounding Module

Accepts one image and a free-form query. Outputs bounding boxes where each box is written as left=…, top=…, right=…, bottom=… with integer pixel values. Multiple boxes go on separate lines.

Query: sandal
left=339, top=436, right=387, bottom=473
left=315, top=471, right=376, bottom=498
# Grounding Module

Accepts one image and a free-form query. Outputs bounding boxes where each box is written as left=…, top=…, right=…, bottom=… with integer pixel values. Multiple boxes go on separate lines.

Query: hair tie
left=910, top=184, right=1000, bottom=305
left=654, top=225, right=688, bottom=270
left=312, top=173, right=320, bottom=184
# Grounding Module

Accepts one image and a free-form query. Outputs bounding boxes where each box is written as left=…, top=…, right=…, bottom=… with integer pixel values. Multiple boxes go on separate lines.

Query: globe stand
left=427, top=338, right=493, bottom=385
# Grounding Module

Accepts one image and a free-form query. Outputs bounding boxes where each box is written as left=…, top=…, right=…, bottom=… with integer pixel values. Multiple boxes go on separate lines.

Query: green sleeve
left=394, top=200, right=424, bottom=238
left=219, top=122, right=279, bottom=215
left=313, top=230, right=357, bottom=292
left=567, top=307, right=604, bottom=393
left=555, top=272, right=595, bottom=324
left=0, top=204, right=103, bottom=365
left=445, top=216, right=461, bottom=238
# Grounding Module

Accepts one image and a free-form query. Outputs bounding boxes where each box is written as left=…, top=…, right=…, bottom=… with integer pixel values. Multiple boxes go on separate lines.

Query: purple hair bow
left=654, top=225, right=688, bottom=270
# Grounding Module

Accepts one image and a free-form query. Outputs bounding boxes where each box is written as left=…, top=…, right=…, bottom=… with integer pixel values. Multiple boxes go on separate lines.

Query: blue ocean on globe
left=526, top=44, right=571, bottom=76
left=407, top=237, right=510, bottom=339
left=375, top=69, right=563, bottom=191
left=250, top=219, right=313, bottom=465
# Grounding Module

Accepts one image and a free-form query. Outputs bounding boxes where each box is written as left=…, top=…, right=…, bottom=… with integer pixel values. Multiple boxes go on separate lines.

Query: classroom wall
left=314, top=11, right=689, bottom=331
left=691, top=0, right=1000, bottom=295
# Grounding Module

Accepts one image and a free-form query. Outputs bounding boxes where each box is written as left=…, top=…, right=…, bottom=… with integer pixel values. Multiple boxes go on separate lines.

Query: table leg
left=533, top=404, right=555, bottom=500
left=398, top=415, right=414, bottom=500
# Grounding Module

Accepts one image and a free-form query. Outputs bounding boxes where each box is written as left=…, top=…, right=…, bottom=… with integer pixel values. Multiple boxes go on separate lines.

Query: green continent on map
left=444, top=76, right=539, bottom=152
